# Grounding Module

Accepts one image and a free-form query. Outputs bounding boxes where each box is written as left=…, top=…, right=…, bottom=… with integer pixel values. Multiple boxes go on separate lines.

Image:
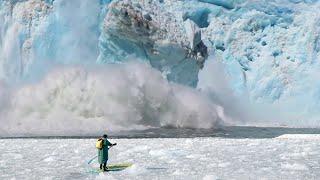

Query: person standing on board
left=96, top=134, right=117, bottom=171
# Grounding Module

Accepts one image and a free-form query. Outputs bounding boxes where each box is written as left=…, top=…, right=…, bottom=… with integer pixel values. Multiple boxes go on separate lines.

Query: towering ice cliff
left=99, top=0, right=208, bottom=86
left=1, top=0, right=320, bottom=135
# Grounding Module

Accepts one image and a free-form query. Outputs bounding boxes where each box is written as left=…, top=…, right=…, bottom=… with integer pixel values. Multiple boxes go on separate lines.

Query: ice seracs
left=0, top=0, right=51, bottom=81
left=100, top=0, right=208, bottom=86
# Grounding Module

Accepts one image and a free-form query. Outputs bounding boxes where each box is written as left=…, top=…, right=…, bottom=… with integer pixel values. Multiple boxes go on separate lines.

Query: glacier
left=1, top=0, right=320, bottom=135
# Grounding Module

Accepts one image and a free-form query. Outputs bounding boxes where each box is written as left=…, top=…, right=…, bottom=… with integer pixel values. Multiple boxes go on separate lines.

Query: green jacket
left=98, top=138, right=112, bottom=164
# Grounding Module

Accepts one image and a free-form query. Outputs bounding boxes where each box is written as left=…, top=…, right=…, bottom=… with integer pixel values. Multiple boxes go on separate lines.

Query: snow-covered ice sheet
left=1, top=137, right=320, bottom=179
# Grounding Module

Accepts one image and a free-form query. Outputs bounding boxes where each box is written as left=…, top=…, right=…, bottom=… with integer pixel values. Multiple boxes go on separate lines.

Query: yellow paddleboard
left=97, top=163, right=133, bottom=172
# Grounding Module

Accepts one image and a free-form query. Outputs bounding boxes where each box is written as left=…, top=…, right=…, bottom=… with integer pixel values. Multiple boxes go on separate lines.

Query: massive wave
left=1, top=0, right=320, bottom=135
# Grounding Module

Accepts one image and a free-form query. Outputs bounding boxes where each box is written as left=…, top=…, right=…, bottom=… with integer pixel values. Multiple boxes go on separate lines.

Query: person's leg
left=100, top=164, right=103, bottom=170
left=103, top=162, right=107, bottom=171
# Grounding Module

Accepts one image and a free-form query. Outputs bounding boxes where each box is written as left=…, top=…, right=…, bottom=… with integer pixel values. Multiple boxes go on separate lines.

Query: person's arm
left=105, top=139, right=116, bottom=147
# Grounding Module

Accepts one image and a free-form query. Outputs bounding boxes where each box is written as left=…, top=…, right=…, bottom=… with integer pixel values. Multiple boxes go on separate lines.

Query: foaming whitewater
left=0, top=62, right=228, bottom=136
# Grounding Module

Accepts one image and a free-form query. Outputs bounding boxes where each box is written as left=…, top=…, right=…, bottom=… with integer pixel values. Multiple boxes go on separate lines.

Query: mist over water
left=0, top=62, right=231, bottom=136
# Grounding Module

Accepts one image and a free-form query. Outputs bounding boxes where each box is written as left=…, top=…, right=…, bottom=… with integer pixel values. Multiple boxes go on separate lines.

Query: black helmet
left=103, top=134, right=108, bottom=138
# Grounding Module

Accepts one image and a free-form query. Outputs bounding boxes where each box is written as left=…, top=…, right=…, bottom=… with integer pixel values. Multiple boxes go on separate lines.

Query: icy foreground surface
left=1, top=137, right=320, bottom=179
left=1, top=0, right=320, bottom=134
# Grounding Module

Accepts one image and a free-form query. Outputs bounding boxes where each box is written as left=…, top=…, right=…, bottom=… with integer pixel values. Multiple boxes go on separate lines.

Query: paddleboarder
left=96, top=134, right=117, bottom=171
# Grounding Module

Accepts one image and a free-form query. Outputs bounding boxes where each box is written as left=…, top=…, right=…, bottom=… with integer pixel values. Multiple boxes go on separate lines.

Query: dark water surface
left=2, top=126, right=320, bottom=139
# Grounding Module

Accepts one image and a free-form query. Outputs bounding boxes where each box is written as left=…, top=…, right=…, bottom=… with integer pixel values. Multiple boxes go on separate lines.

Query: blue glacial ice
left=1, top=0, right=320, bottom=135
